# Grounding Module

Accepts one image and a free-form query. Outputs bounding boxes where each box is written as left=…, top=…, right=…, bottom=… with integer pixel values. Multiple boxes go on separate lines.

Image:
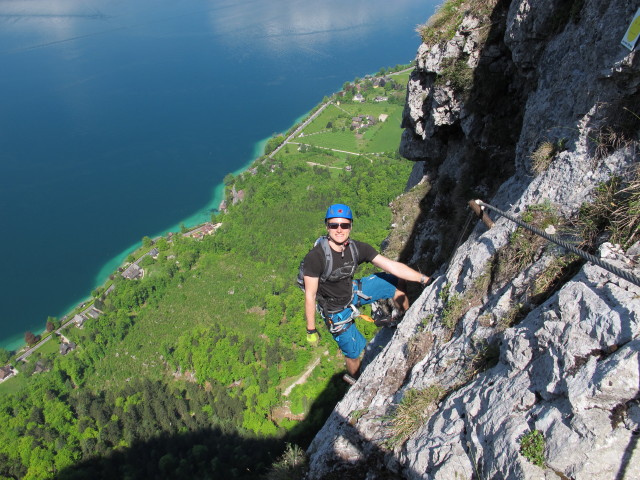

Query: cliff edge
left=306, top=1, right=640, bottom=479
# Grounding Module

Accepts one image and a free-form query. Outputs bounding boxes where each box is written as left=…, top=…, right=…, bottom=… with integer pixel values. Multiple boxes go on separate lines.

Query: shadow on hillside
left=286, top=372, right=351, bottom=447
left=53, top=368, right=419, bottom=480
left=55, top=374, right=351, bottom=480
left=56, top=426, right=281, bottom=480
left=305, top=413, right=409, bottom=480
left=292, top=375, right=416, bottom=479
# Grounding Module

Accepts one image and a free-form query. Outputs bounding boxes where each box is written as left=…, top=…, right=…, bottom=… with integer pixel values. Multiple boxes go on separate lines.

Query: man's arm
left=371, top=254, right=429, bottom=285
left=303, top=275, right=320, bottom=331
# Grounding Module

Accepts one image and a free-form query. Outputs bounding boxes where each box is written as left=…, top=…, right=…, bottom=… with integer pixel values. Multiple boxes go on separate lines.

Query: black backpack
left=296, top=236, right=359, bottom=291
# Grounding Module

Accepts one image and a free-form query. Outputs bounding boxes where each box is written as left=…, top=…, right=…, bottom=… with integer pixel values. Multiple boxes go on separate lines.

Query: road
left=268, top=101, right=332, bottom=158
left=282, top=355, right=322, bottom=397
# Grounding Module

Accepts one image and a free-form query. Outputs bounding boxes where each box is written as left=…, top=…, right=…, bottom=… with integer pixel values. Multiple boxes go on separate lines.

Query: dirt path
left=305, top=161, right=343, bottom=170
left=283, top=354, right=323, bottom=397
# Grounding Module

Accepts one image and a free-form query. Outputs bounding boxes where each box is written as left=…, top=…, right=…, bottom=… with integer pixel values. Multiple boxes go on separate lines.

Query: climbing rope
left=470, top=199, right=640, bottom=288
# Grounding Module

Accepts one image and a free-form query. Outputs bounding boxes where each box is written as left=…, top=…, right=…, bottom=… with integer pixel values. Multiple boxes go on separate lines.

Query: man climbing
left=303, top=203, right=430, bottom=380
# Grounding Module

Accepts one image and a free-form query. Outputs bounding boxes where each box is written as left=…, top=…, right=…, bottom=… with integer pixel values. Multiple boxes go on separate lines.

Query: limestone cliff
left=306, top=1, right=640, bottom=478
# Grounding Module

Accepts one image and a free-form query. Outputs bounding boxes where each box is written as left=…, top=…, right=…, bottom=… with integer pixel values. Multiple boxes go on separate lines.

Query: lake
left=0, top=0, right=437, bottom=349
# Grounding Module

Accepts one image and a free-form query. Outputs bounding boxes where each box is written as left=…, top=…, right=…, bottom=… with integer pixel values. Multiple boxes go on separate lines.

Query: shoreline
left=0, top=64, right=413, bottom=354
left=0, top=112, right=309, bottom=353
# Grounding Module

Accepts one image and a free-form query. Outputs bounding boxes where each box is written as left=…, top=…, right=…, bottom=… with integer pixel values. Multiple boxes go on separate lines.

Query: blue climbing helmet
left=325, top=204, right=353, bottom=222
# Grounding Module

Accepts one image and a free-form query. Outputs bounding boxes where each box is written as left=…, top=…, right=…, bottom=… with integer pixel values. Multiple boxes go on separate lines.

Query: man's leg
left=345, top=356, right=361, bottom=378
left=333, top=323, right=367, bottom=378
left=392, top=279, right=409, bottom=312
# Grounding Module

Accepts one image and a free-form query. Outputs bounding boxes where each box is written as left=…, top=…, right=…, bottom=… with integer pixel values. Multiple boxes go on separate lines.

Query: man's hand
left=306, top=328, right=320, bottom=347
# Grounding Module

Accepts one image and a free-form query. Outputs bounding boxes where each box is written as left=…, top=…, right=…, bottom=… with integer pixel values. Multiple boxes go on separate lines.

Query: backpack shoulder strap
left=318, top=236, right=333, bottom=283
left=348, top=240, right=359, bottom=266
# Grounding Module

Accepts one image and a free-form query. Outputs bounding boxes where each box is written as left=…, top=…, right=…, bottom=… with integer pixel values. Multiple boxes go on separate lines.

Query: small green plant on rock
left=495, top=201, right=561, bottom=283
left=467, top=337, right=500, bottom=377
left=435, top=56, right=474, bottom=94
left=519, top=429, right=546, bottom=468
left=416, top=314, right=434, bottom=333
left=349, top=408, right=367, bottom=423
left=417, top=0, right=465, bottom=45
left=578, top=164, right=640, bottom=249
left=387, top=386, right=444, bottom=447
left=439, top=268, right=491, bottom=331
left=497, top=302, right=524, bottom=331
left=266, top=443, right=307, bottom=480
left=532, top=253, right=581, bottom=301
left=417, top=0, right=499, bottom=47
left=530, top=141, right=556, bottom=174
left=441, top=291, right=465, bottom=330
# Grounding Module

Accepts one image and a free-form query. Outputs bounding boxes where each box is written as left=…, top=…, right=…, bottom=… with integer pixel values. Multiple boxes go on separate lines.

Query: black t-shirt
left=303, top=239, right=378, bottom=312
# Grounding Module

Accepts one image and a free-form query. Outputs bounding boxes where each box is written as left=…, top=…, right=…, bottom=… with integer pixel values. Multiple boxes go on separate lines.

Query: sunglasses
left=327, top=222, right=352, bottom=230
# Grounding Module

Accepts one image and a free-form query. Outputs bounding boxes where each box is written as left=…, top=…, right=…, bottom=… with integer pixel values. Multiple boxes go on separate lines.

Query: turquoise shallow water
left=0, top=0, right=437, bottom=350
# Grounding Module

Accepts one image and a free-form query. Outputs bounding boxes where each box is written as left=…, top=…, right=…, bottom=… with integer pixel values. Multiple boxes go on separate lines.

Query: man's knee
left=393, top=279, right=409, bottom=310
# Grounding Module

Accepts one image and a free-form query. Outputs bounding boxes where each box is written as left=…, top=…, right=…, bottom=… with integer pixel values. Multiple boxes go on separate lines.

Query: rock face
left=306, top=1, right=640, bottom=479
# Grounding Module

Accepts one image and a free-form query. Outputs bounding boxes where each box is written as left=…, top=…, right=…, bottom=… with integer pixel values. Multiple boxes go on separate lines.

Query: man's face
left=326, top=217, right=352, bottom=244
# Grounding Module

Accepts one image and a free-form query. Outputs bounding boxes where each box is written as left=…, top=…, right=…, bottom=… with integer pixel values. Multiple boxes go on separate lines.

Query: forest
left=0, top=71, right=415, bottom=479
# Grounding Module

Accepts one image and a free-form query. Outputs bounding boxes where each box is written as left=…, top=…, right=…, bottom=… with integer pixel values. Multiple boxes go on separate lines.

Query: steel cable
left=473, top=200, right=640, bottom=288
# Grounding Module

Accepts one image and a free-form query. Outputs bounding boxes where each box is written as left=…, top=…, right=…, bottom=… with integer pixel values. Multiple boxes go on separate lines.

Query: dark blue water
left=0, top=0, right=436, bottom=349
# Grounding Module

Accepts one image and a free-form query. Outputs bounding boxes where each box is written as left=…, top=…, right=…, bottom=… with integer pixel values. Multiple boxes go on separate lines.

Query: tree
left=25, top=331, right=39, bottom=346
left=45, top=320, right=55, bottom=333
left=156, top=237, right=169, bottom=252
left=142, top=236, right=154, bottom=248
left=264, top=135, right=285, bottom=156
left=91, top=286, right=104, bottom=298
left=94, top=298, right=105, bottom=311
left=223, top=173, right=235, bottom=186
left=0, top=348, right=10, bottom=364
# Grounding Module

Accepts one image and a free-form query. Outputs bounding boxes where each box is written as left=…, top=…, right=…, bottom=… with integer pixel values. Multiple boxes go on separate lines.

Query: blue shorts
left=352, top=272, right=399, bottom=307
left=329, top=272, right=399, bottom=358
left=333, top=322, right=368, bottom=359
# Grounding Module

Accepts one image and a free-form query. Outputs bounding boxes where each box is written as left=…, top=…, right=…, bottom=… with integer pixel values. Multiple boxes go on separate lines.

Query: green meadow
left=293, top=96, right=405, bottom=155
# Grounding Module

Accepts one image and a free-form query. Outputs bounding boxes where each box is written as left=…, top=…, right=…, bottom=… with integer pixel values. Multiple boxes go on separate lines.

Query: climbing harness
left=321, top=279, right=373, bottom=334
left=469, top=199, right=640, bottom=288
left=322, top=304, right=361, bottom=334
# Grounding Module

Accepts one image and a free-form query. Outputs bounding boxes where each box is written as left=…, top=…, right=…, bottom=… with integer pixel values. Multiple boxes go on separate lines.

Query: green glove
left=306, top=329, right=320, bottom=347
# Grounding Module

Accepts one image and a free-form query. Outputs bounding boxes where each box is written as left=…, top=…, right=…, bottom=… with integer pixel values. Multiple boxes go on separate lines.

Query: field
left=290, top=101, right=404, bottom=155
